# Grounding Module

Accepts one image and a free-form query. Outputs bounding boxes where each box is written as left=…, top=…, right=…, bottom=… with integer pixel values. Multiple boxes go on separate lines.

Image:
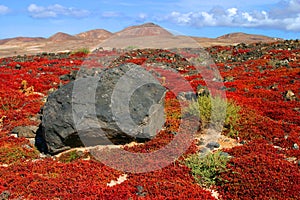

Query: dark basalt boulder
left=36, top=63, right=166, bottom=154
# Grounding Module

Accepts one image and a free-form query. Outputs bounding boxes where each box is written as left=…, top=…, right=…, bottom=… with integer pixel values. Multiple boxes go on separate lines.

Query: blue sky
left=0, top=0, right=299, bottom=39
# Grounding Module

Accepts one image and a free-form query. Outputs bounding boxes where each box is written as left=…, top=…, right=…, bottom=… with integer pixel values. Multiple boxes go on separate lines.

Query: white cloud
left=27, top=4, right=90, bottom=18
left=0, top=5, right=9, bottom=15
left=227, top=8, right=237, bottom=17
left=164, top=0, right=300, bottom=31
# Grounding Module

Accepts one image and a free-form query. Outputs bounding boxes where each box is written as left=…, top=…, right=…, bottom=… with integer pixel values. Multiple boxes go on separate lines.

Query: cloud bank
left=27, top=4, right=90, bottom=18
left=164, top=0, right=300, bottom=31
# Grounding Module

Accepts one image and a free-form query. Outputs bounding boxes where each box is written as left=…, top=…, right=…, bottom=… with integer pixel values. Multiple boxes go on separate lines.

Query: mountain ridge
left=0, top=23, right=283, bottom=58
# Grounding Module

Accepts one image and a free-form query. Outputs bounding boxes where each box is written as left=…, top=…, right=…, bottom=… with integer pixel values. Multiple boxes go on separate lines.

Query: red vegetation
left=218, top=140, right=300, bottom=199
left=0, top=42, right=300, bottom=199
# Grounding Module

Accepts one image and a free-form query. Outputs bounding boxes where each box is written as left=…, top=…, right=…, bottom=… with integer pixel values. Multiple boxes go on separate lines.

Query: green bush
left=58, top=150, right=82, bottom=163
left=71, top=47, right=90, bottom=54
left=184, top=151, right=230, bottom=187
left=184, top=94, right=240, bottom=137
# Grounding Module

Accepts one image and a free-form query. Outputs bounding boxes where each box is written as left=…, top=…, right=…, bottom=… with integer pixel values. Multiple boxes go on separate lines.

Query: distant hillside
left=0, top=37, right=46, bottom=45
left=114, top=22, right=173, bottom=37
left=48, top=32, right=78, bottom=42
left=0, top=23, right=283, bottom=58
left=76, top=29, right=113, bottom=40
left=217, top=32, right=282, bottom=43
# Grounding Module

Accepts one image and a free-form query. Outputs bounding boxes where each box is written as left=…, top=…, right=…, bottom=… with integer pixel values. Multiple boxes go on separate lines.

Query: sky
left=0, top=0, right=300, bottom=39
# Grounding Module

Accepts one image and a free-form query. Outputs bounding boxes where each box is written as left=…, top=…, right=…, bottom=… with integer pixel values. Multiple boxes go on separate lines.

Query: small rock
left=273, top=145, right=283, bottom=151
left=240, top=140, right=247, bottom=145
left=283, top=90, right=296, bottom=101
left=293, top=107, right=300, bottom=113
left=206, top=142, right=220, bottom=150
left=59, top=74, right=71, bottom=81
left=15, top=64, right=21, bottom=70
left=177, top=91, right=197, bottom=101
left=223, top=76, right=234, bottom=82
left=285, top=157, right=297, bottom=162
left=197, top=85, right=209, bottom=96
left=284, top=135, right=289, bottom=139
left=292, top=143, right=299, bottom=150
left=198, top=147, right=210, bottom=155
left=0, top=190, right=10, bottom=200
left=225, top=65, right=232, bottom=70
left=268, top=83, right=278, bottom=91
left=136, top=185, right=147, bottom=197
left=11, top=126, right=38, bottom=138
left=219, top=152, right=231, bottom=158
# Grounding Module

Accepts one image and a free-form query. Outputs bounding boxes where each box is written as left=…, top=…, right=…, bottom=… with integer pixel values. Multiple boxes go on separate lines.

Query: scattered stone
left=268, top=83, right=279, bottom=91
left=197, top=85, right=209, bottom=96
left=253, top=85, right=263, bottom=89
left=223, top=76, right=234, bottom=82
left=292, top=143, right=299, bottom=150
left=107, top=174, right=128, bottom=187
left=0, top=190, right=10, bottom=200
left=198, top=147, right=210, bottom=155
left=273, top=145, right=283, bottom=151
left=283, top=90, right=296, bottom=101
left=11, top=126, right=38, bottom=138
left=206, top=142, right=220, bottom=150
left=293, top=107, right=300, bottom=113
left=219, top=152, right=231, bottom=158
left=240, top=140, right=247, bottom=145
left=15, top=64, right=21, bottom=70
left=136, top=185, right=147, bottom=197
left=177, top=91, right=197, bottom=101
left=285, top=157, right=297, bottom=162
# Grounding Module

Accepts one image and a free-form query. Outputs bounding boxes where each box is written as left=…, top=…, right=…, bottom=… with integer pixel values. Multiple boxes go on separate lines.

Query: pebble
left=219, top=152, right=231, bottom=158
left=292, top=143, right=299, bottom=150
left=206, top=142, right=220, bottom=150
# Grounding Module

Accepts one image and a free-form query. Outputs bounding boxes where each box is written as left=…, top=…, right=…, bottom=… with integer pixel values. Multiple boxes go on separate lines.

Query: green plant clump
left=185, top=94, right=240, bottom=137
left=71, top=47, right=91, bottom=54
left=184, top=151, right=230, bottom=187
left=58, top=150, right=82, bottom=163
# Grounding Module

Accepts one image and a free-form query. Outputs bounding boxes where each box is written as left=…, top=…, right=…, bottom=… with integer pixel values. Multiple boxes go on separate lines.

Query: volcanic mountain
left=75, top=29, right=113, bottom=40
left=114, top=23, right=173, bottom=37
left=48, top=32, right=78, bottom=42
left=0, top=23, right=282, bottom=58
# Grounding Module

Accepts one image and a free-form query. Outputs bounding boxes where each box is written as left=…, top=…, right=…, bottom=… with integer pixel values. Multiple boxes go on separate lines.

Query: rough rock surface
left=11, top=126, right=38, bottom=138
left=36, top=63, right=166, bottom=154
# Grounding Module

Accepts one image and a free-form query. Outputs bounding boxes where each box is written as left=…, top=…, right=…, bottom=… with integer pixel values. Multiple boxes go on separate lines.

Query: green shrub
left=71, top=47, right=90, bottom=54
left=184, top=94, right=240, bottom=137
left=184, top=151, right=230, bottom=187
left=58, top=150, right=82, bottom=163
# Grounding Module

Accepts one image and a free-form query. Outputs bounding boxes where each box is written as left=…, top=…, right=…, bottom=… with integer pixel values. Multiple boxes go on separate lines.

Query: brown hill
left=48, top=32, right=78, bottom=42
left=0, top=37, right=46, bottom=45
left=192, top=32, right=281, bottom=47
left=76, top=29, right=112, bottom=40
left=0, top=23, right=284, bottom=58
left=217, top=32, right=282, bottom=43
left=114, top=23, right=173, bottom=37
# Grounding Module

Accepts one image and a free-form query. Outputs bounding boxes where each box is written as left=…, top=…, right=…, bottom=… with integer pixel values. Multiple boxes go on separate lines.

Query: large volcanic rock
left=36, top=63, right=166, bottom=154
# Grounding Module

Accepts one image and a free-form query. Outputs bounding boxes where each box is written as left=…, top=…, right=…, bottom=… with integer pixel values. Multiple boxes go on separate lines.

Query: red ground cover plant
left=0, top=54, right=83, bottom=132
left=0, top=41, right=299, bottom=199
left=0, top=136, right=39, bottom=164
left=0, top=159, right=123, bottom=199
left=217, top=140, right=300, bottom=199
